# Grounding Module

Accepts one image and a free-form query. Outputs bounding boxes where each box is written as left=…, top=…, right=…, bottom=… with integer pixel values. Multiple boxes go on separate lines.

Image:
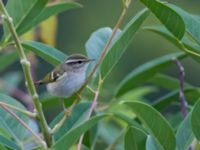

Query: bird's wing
left=35, top=65, right=66, bottom=85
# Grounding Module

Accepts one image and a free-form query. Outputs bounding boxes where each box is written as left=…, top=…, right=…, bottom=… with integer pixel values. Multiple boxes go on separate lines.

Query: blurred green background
left=1, top=0, right=200, bottom=118
left=56, top=0, right=200, bottom=88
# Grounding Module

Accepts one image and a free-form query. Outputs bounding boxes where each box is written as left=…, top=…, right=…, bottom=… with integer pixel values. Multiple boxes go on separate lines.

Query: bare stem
left=0, top=1, right=52, bottom=147
left=174, top=59, right=187, bottom=119
left=0, top=105, right=46, bottom=148
left=77, top=78, right=102, bottom=150
left=0, top=102, right=36, bottom=118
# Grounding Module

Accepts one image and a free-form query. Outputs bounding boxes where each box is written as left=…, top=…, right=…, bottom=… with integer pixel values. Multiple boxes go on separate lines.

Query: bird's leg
left=60, top=99, right=71, bottom=117
left=64, top=92, right=82, bottom=116
left=51, top=99, right=73, bottom=134
left=51, top=96, right=80, bottom=134
left=75, top=92, right=82, bottom=100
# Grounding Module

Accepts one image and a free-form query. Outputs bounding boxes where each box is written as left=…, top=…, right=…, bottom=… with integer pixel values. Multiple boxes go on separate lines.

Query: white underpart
left=47, top=67, right=87, bottom=97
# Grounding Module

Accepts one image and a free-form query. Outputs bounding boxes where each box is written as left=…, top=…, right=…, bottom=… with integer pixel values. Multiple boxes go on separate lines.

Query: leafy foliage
left=140, top=0, right=185, bottom=39
left=116, top=52, right=186, bottom=97
left=0, top=0, right=200, bottom=149
left=122, top=101, right=175, bottom=150
left=100, top=8, right=150, bottom=79
left=22, top=41, right=66, bottom=66
left=124, top=126, right=147, bottom=150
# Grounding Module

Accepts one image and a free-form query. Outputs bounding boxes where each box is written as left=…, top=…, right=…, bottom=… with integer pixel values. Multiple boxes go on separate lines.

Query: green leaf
left=191, top=98, right=200, bottom=141
left=167, top=4, right=200, bottom=45
left=140, top=0, right=185, bottom=39
left=144, top=26, right=200, bottom=60
left=116, top=52, right=186, bottom=97
left=100, top=9, right=150, bottom=79
left=118, top=86, right=157, bottom=101
left=50, top=102, right=91, bottom=141
left=98, top=122, right=123, bottom=147
left=22, top=41, right=66, bottom=66
left=0, top=135, right=20, bottom=150
left=86, top=27, right=121, bottom=61
left=53, top=114, right=109, bottom=150
left=86, top=27, right=121, bottom=73
left=0, top=52, right=18, bottom=71
left=148, top=74, right=192, bottom=90
left=176, top=113, right=194, bottom=150
left=0, top=93, right=29, bottom=143
left=122, top=101, right=175, bottom=150
left=124, top=126, right=147, bottom=150
left=0, top=145, right=8, bottom=150
left=113, top=112, right=140, bottom=127
left=146, top=136, right=161, bottom=150
left=3, top=0, right=48, bottom=42
left=153, top=88, right=200, bottom=110
left=20, top=2, right=81, bottom=35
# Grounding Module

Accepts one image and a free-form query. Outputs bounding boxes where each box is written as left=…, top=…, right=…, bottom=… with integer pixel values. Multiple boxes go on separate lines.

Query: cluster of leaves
left=0, top=0, right=200, bottom=150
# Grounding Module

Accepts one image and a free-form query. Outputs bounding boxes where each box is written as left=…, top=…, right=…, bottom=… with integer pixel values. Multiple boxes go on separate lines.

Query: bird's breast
left=47, top=72, right=86, bottom=97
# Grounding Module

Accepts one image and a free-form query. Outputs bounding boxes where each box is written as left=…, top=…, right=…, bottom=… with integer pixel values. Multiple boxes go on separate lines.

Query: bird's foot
left=76, top=93, right=82, bottom=100
left=64, top=108, right=71, bottom=117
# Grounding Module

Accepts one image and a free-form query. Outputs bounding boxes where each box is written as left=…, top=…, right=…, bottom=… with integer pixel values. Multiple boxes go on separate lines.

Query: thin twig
left=174, top=58, right=187, bottom=119
left=0, top=105, right=46, bottom=148
left=0, top=102, right=36, bottom=118
left=77, top=1, right=131, bottom=149
left=50, top=99, right=78, bottom=134
left=77, top=78, right=102, bottom=150
left=50, top=115, right=67, bottom=134
left=78, top=0, right=130, bottom=95
left=174, top=59, right=192, bottom=150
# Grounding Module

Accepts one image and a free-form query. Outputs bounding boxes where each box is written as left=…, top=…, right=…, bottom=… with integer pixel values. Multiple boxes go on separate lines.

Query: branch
left=0, top=1, right=52, bottom=147
left=0, top=102, right=36, bottom=118
left=174, top=58, right=187, bottom=119
left=0, top=104, right=46, bottom=148
left=77, top=78, right=102, bottom=150
left=77, top=1, right=131, bottom=149
left=78, top=0, right=131, bottom=95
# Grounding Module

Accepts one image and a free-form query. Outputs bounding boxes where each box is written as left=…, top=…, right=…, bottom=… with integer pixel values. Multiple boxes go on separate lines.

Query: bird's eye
left=77, top=61, right=82, bottom=64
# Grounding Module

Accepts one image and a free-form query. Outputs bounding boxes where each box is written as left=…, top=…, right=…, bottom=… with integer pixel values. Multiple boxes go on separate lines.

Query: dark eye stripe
left=65, top=59, right=85, bottom=64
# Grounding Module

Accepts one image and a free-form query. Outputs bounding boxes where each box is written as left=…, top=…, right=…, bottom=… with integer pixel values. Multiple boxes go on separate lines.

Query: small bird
left=35, top=54, right=94, bottom=98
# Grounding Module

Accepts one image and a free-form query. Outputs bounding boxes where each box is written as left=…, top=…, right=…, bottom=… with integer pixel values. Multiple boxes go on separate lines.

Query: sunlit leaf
left=116, top=52, right=186, bottom=97
left=100, top=9, right=150, bottom=79
left=22, top=41, right=66, bottom=66
left=140, top=0, right=185, bottom=39
left=124, top=126, right=147, bottom=150
left=122, top=101, right=175, bottom=150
